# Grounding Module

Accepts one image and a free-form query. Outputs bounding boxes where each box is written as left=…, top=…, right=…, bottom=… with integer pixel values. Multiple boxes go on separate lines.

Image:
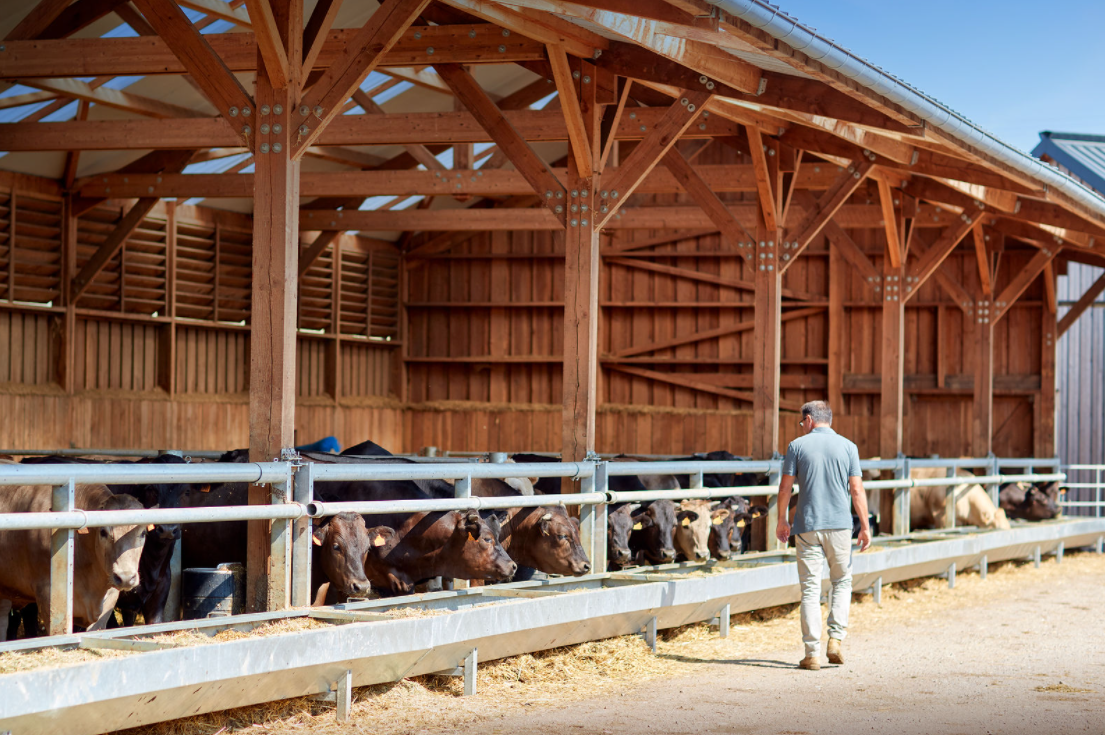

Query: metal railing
left=1059, top=464, right=1105, bottom=517
left=0, top=453, right=1067, bottom=638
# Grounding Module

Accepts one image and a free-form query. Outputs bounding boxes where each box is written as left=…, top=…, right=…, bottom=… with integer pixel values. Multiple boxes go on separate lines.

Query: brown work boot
left=798, top=656, right=821, bottom=671
left=827, top=638, right=844, bottom=664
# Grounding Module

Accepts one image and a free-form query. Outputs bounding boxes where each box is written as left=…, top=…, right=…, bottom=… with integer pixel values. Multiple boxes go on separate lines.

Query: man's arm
left=850, top=476, right=871, bottom=551
left=776, top=474, right=795, bottom=545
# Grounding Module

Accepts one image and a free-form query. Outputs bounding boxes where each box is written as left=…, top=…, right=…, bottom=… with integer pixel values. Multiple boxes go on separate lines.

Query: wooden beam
left=880, top=255, right=904, bottom=476
left=780, top=159, right=873, bottom=272
left=972, top=222, right=992, bottom=297
left=245, top=0, right=291, bottom=89
left=21, top=77, right=203, bottom=119
left=993, top=248, right=1058, bottom=323
left=596, top=89, right=712, bottom=227
left=745, top=125, right=778, bottom=231
left=351, top=89, right=445, bottom=172
left=4, top=0, right=72, bottom=40
left=436, top=62, right=566, bottom=223
left=821, top=220, right=879, bottom=282
left=248, top=0, right=300, bottom=614
left=36, top=0, right=128, bottom=40
left=442, top=0, right=603, bottom=59
left=1057, top=270, right=1105, bottom=336
left=1043, top=262, right=1057, bottom=315
left=613, top=306, right=822, bottom=358
left=1037, top=308, right=1057, bottom=458
left=71, top=198, right=159, bottom=301
left=179, top=0, right=252, bottom=26
left=877, top=177, right=901, bottom=268
left=293, top=0, right=431, bottom=156
left=905, top=204, right=985, bottom=298
left=63, top=100, right=90, bottom=188
left=752, top=210, right=781, bottom=462
left=0, top=90, right=58, bottom=109
left=130, top=0, right=255, bottom=141
left=548, top=46, right=592, bottom=178
left=828, top=239, right=844, bottom=411
left=973, top=314, right=993, bottom=457
left=561, top=58, right=601, bottom=470
left=0, top=27, right=546, bottom=78
left=606, top=256, right=815, bottom=301
left=660, top=146, right=752, bottom=260
left=302, top=0, right=343, bottom=80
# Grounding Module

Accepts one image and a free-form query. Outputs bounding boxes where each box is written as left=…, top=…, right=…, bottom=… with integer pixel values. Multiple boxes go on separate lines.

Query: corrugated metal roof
left=1033, top=132, right=1105, bottom=195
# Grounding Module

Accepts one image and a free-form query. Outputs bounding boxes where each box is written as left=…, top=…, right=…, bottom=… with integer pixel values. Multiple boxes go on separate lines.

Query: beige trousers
left=796, top=529, right=852, bottom=657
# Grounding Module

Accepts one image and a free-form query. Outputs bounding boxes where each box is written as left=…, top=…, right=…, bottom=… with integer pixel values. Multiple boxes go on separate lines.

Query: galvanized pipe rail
left=0, top=455, right=1066, bottom=637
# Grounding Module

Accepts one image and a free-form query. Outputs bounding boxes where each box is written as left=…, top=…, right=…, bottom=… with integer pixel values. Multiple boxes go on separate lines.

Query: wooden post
left=827, top=237, right=845, bottom=412
left=59, top=194, right=77, bottom=394
left=561, top=60, right=601, bottom=478
left=973, top=298, right=994, bottom=456
left=880, top=258, right=904, bottom=535
left=248, top=0, right=302, bottom=612
left=1036, top=307, right=1057, bottom=457
left=159, top=200, right=177, bottom=398
left=752, top=215, right=781, bottom=461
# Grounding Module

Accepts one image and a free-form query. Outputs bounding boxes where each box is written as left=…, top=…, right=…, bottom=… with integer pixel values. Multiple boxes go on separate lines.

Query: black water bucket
left=182, top=563, right=245, bottom=619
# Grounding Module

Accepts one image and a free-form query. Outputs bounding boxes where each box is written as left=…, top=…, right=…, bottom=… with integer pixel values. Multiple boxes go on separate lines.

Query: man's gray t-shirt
left=782, top=426, right=861, bottom=535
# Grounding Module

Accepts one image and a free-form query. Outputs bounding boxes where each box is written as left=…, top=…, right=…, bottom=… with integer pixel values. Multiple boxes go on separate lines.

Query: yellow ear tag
left=712, top=516, right=723, bottom=526
left=468, top=532, right=477, bottom=542
left=736, top=520, right=746, bottom=528
left=312, top=534, right=323, bottom=546
left=681, top=517, right=691, bottom=527
left=77, top=527, right=89, bottom=535
left=632, top=522, right=643, bottom=531
left=147, top=524, right=155, bottom=532
left=373, top=534, right=387, bottom=547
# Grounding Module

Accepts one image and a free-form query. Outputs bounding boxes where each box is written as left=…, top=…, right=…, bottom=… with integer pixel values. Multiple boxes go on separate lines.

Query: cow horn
left=542, top=513, right=553, bottom=521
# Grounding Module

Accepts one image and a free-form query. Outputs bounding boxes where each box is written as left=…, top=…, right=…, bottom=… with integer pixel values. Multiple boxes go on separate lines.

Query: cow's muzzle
left=112, top=572, right=139, bottom=591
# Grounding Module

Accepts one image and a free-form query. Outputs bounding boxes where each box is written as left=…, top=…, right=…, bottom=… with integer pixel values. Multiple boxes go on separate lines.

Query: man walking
left=776, top=400, right=871, bottom=671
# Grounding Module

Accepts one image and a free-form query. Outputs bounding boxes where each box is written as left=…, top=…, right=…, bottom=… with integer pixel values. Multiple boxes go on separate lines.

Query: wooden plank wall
left=0, top=163, right=1053, bottom=458
left=404, top=143, right=1049, bottom=458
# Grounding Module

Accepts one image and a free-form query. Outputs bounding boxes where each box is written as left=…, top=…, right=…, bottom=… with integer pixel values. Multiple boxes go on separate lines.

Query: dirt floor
left=123, top=550, right=1105, bottom=735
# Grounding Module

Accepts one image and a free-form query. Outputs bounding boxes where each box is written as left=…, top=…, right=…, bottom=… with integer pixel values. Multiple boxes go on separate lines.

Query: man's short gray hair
left=801, top=400, right=832, bottom=425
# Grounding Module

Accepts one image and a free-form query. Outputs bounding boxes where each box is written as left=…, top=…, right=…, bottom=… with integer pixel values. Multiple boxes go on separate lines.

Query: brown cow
left=909, top=467, right=1010, bottom=530
left=363, top=510, right=517, bottom=594
left=471, top=478, right=591, bottom=577
left=310, top=512, right=377, bottom=606
left=1000, top=481, right=1063, bottom=521
left=0, top=484, right=146, bottom=640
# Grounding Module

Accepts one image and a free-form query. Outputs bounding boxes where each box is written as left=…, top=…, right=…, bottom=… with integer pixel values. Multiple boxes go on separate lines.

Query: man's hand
left=856, top=526, right=871, bottom=552
left=776, top=519, right=791, bottom=545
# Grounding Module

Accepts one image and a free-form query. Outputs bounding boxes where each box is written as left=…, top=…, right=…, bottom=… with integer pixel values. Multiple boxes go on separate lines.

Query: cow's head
left=313, top=512, right=375, bottom=598
left=673, top=499, right=710, bottom=562
left=526, top=506, right=591, bottom=576
left=708, top=505, right=735, bottom=560
left=452, top=510, right=517, bottom=581
left=84, top=491, right=147, bottom=591
left=607, top=504, right=638, bottom=568
left=631, top=500, right=679, bottom=565
left=134, top=454, right=195, bottom=542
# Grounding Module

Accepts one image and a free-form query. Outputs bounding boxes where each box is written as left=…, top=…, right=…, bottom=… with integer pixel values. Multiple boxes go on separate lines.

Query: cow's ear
left=569, top=516, right=580, bottom=530
left=368, top=526, right=395, bottom=548
left=539, top=513, right=554, bottom=535
left=678, top=510, right=699, bottom=526
left=312, top=524, right=327, bottom=546
left=199, top=484, right=211, bottom=493
left=711, top=509, right=730, bottom=525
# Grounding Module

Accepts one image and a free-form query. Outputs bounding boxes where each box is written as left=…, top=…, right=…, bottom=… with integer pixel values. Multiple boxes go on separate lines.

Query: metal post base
left=1097, top=536, right=1104, bottom=554
left=1055, top=542, right=1064, bottom=564
left=710, top=603, right=730, bottom=639
left=432, top=649, right=478, bottom=696
left=947, top=562, right=956, bottom=589
left=641, top=616, right=657, bottom=653
left=978, top=555, right=988, bottom=581
left=871, top=576, right=882, bottom=605
left=310, top=669, right=352, bottom=721
left=1034, top=546, right=1041, bottom=568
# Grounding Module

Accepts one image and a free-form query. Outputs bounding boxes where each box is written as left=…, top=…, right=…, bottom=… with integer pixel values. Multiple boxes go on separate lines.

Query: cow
left=673, top=499, right=712, bottom=562
left=179, top=450, right=390, bottom=604
left=999, top=481, right=1063, bottom=521
left=909, top=467, right=1010, bottom=530
left=606, top=503, right=639, bottom=569
left=310, top=512, right=376, bottom=606
left=20, top=454, right=194, bottom=627
left=707, top=500, right=761, bottom=560
left=629, top=500, right=697, bottom=566
left=470, top=478, right=591, bottom=576
left=360, top=509, right=517, bottom=593
left=300, top=449, right=518, bottom=594
left=0, top=484, right=146, bottom=641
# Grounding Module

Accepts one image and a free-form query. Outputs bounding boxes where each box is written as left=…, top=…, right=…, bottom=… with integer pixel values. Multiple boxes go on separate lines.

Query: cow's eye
left=558, top=534, right=568, bottom=541
left=332, top=543, right=341, bottom=552
left=100, top=529, right=110, bottom=538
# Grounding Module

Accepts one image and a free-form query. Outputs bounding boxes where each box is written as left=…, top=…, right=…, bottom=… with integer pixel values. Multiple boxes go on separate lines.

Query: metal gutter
left=2, top=519, right=1102, bottom=735
left=709, top=0, right=1105, bottom=219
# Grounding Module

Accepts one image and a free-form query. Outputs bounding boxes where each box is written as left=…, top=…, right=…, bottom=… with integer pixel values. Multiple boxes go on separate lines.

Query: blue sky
left=768, top=0, right=1105, bottom=154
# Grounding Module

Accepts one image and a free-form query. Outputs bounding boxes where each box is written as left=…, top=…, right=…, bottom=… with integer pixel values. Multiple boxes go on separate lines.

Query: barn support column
left=248, top=0, right=302, bottom=612
left=561, top=58, right=601, bottom=475
left=752, top=214, right=782, bottom=550
left=880, top=260, right=905, bottom=535
left=973, top=299, right=994, bottom=457
left=1036, top=292, right=1058, bottom=457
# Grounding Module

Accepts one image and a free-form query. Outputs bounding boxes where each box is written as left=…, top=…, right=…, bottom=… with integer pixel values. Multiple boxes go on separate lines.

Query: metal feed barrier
left=0, top=455, right=1101, bottom=734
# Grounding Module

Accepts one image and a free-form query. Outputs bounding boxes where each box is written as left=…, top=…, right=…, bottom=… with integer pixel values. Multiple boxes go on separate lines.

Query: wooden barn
left=3, top=0, right=1105, bottom=471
